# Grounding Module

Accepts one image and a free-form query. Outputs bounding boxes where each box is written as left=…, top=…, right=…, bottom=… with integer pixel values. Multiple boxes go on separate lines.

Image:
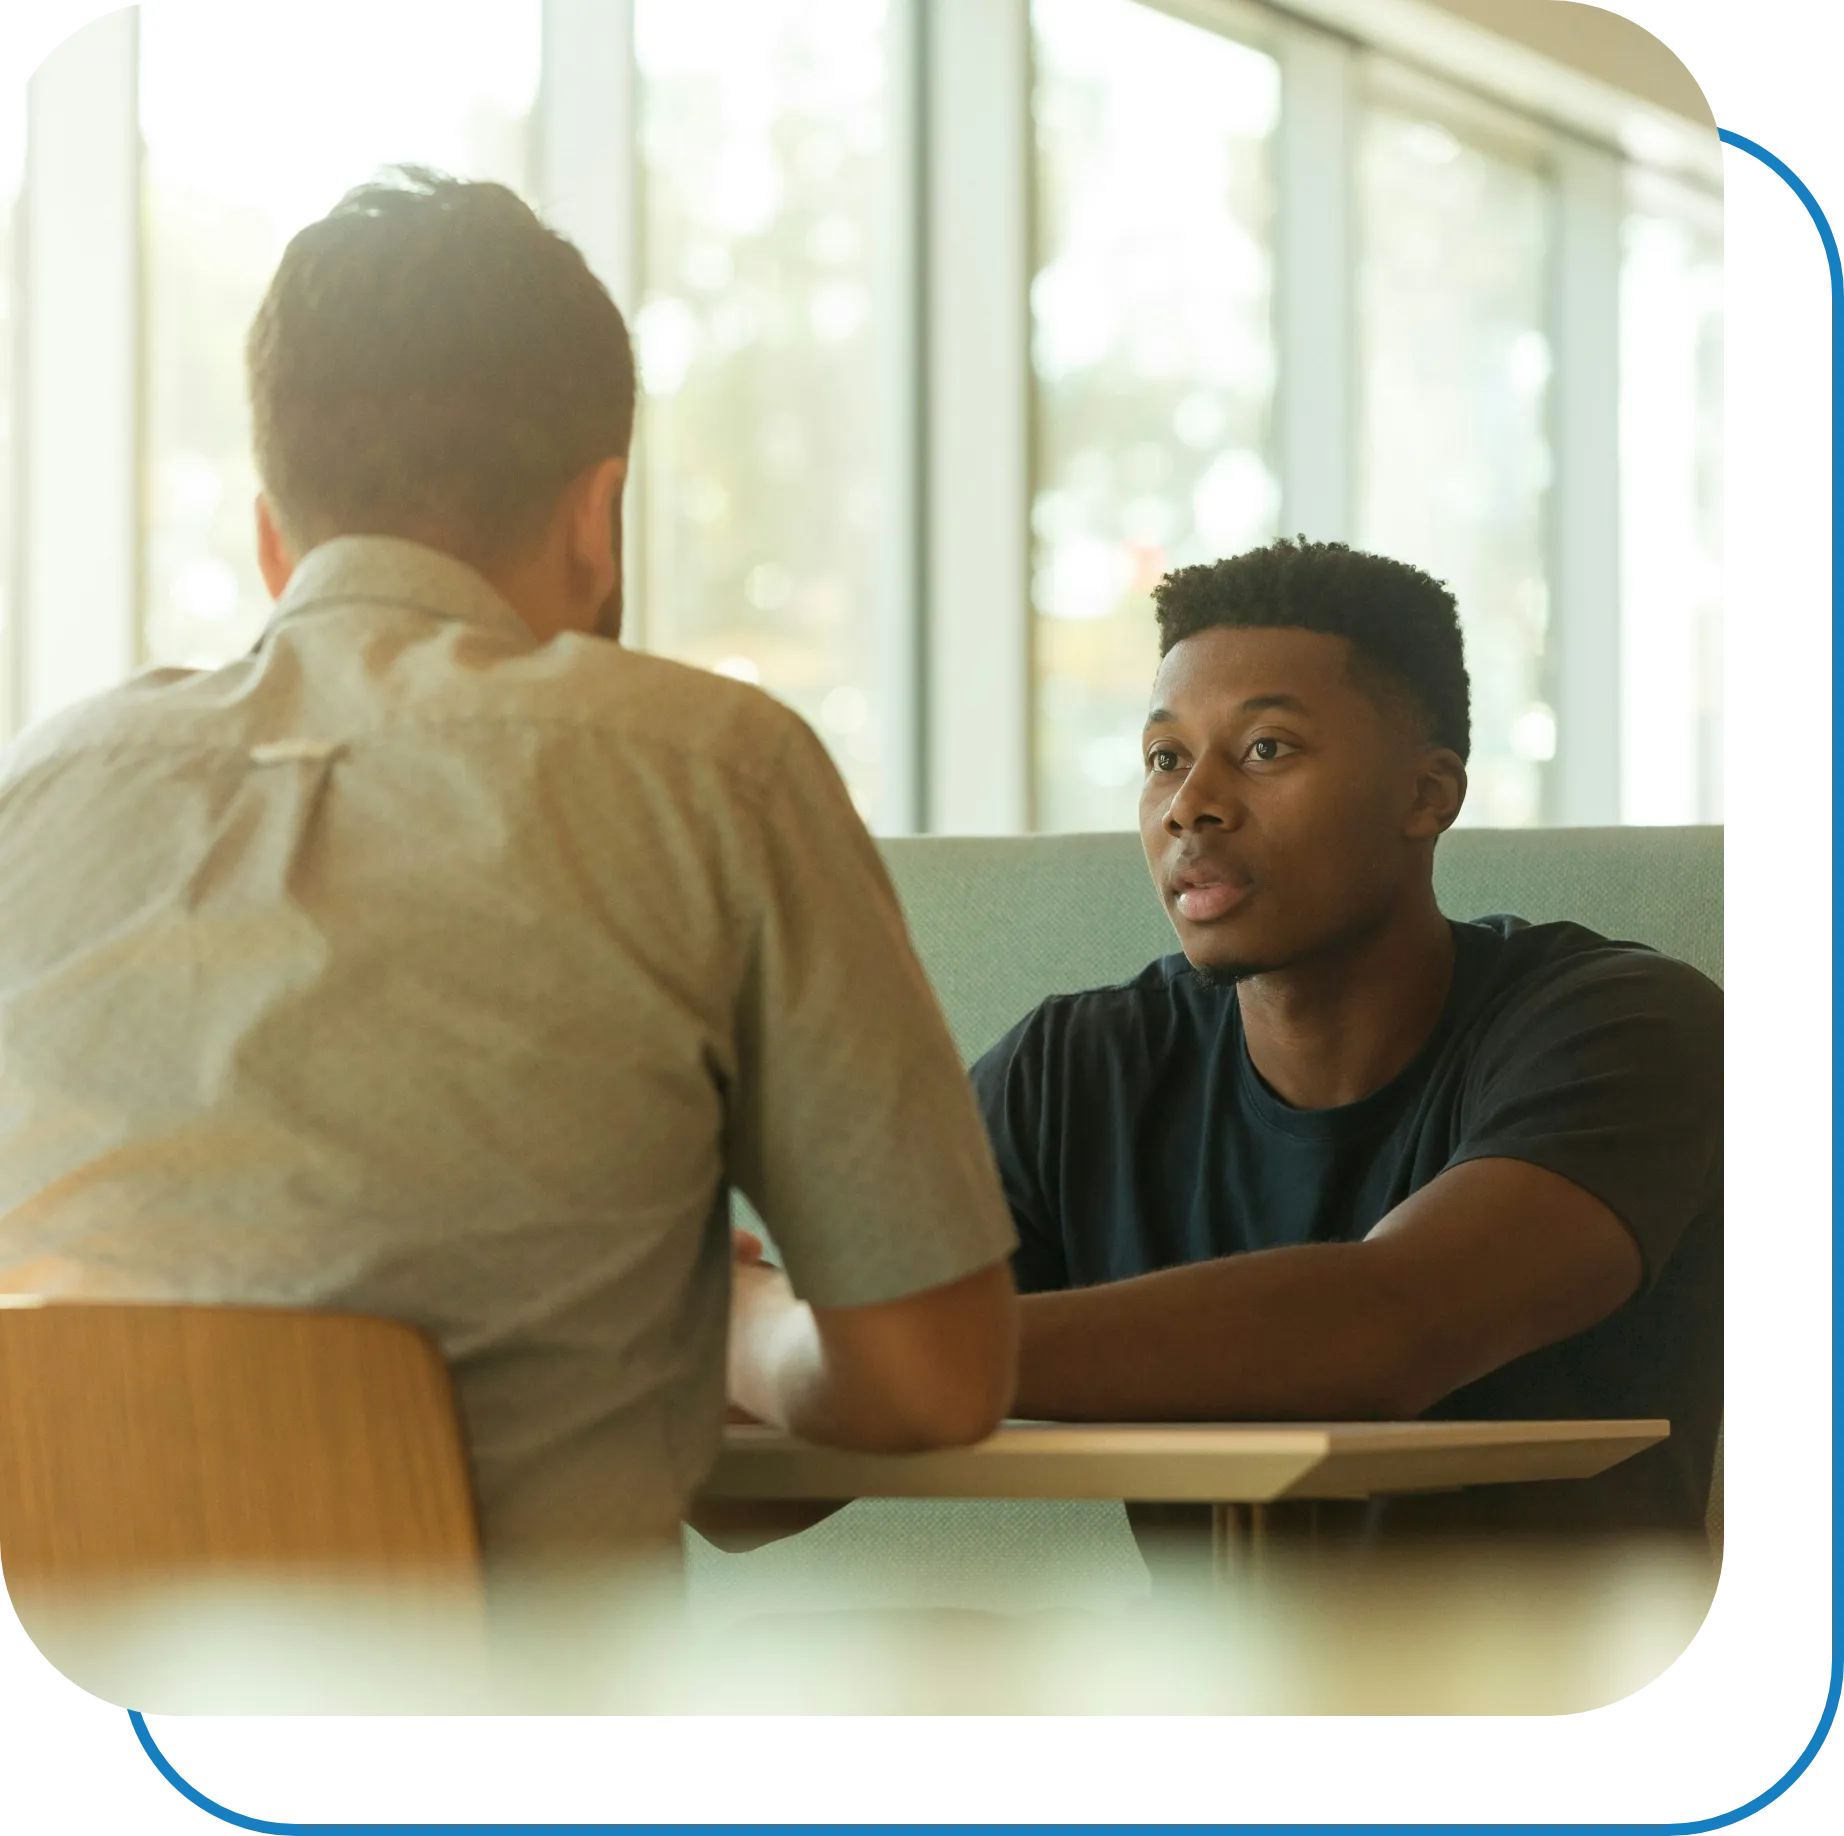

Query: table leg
left=1210, top=1502, right=1269, bottom=1586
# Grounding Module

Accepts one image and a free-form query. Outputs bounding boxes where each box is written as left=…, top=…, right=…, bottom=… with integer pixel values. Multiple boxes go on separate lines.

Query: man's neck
left=1235, top=898, right=1456, bottom=1110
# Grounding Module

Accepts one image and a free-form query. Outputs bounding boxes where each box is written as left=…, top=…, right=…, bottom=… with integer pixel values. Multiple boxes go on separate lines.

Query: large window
left=6, top=0, right=1723, bottom=829
left=633, top=0, right=890, bottom=819
left=1621, top=173, right=1722, bottom=824
left=1030, top=0, right=1279, bottom=834
left=1355, top=80, right=1554, bottom=828
left=139, top=0, right=540, bottom=670
left=0, top=105, right=20, bottom=733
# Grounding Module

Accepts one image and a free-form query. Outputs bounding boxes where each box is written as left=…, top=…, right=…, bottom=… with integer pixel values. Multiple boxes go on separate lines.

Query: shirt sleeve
left=1448, top=949, right=1722, bottom=1287
left=723, top=715, right=1017, bottom=1309
left=969, top=1012, right=1070, bottom=1296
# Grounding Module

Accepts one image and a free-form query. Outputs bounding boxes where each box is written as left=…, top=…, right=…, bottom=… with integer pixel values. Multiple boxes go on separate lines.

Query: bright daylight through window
left=12, top=0, right=1721, bottom=832
left=140, top=0, right=540, bottom=671
left=0, top=107, right=19, bottom=732
left=633, top=0, right=890, bottom=821
left=1620, top=171, right=1722, bottom=824
left=1355, top=88, right=1553, bottom=829
left=1030, top=0, right=1279, bottom=835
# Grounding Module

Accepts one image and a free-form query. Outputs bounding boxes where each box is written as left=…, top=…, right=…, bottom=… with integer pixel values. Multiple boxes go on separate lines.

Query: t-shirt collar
left=1234, top=919, right=1489, bottom=1139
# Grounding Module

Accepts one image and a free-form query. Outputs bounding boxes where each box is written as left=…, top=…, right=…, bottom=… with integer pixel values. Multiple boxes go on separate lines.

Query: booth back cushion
left=878, top=825, right=1722, bottom=1067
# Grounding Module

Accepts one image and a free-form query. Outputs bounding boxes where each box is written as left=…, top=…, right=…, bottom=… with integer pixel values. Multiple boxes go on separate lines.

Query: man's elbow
left=818, top=1260, right=1025, bottom=1445
left=897, top=1362, right=1014, bottom=1450
left=865, top=1327, right=1018, bottom=1451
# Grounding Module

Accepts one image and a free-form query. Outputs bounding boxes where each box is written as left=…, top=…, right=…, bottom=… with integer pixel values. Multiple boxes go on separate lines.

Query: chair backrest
left=879, top=825, right=1723, bottom=1064
left=0, top=1302, right=480, bottom=1599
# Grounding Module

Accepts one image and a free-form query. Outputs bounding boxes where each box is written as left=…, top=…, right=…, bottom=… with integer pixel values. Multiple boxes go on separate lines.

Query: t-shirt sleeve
left=1449, top=950, right=1722, bottom=1287
left=969, top=1012, right=1070, bottom=1295
left=723, top=715, right=1017, bottom=1309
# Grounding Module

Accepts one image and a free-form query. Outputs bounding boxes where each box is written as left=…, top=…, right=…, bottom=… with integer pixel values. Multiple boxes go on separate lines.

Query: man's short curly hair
left=248, top=165, right=635, bottom=563
left=1152, top=538, right=1471, bottom=761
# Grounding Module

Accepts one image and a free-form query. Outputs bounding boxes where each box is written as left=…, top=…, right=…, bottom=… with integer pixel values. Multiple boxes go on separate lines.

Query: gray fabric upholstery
left=879, top=825, right=1722, bottom=1068
left=694, top=824, right=1724, bottom=1598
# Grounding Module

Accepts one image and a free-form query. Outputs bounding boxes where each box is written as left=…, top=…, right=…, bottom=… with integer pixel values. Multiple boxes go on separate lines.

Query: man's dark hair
left=1152, top=538, right=1472, bottom=761
left=247, top=166, right=636, bottom=563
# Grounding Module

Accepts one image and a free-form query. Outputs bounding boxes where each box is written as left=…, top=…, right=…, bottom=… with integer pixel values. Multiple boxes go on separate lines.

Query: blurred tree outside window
left=1620, top=174, right=1722, bottom=824
left=139, top=0, right=540, bottom=672
left=47, top=0, right=1719, bottom=831
left=633, top=0, right=889, bottom=820
left=0, top=104, right=20, bottom=738
left=1355, top=96, right=1554, bottom=830
left=1030, top=0, right=1280, bottom=835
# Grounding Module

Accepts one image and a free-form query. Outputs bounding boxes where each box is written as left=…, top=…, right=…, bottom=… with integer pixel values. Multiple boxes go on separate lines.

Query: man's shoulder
left=1457, top=914, right=1721, bottom=1040
left=0, top=666, right=210, bottom=783
left=2, top=638, right=815, bottom=800
left=974, top=954, right=1217, bottom=1070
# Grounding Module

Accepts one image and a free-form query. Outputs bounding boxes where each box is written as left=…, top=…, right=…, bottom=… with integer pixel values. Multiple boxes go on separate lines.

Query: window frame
left=1, top=0, right=1725, bottom=838
left=8, top=5, right=140, bottom=738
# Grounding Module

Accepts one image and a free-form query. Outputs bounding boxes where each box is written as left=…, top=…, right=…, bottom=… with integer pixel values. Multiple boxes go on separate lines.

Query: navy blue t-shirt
left=969, top=916, right=1723, bottom=1535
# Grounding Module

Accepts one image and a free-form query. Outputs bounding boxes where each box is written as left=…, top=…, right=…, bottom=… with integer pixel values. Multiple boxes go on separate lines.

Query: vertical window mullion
left=18, top=7, right=140, bottom=729
left=875, top=0, right=925, bottom=835
left=1547, top=136, right=1622, bottom=825
left=1273, top=21, right=1355, bottom=545
left=537, top=0, right=641, bottom=640
left=923, top=0, right=1032, bottom=835
left=2, top=107, right=22, bottom=742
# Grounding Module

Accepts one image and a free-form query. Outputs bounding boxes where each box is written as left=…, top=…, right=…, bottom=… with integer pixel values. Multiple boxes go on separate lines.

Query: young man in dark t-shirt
left=971, top=538, right=1721, bottom=1540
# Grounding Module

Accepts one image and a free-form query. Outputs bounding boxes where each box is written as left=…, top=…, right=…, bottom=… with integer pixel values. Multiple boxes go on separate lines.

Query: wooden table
left=700, top=1419, right=1669, bottom=1575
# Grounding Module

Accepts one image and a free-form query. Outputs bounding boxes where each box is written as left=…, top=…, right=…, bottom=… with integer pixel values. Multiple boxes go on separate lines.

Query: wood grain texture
left=0, top=1304, right=480, bottom=1594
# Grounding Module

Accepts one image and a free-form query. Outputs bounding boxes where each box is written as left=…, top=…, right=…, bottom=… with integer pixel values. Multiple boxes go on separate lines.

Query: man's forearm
left=722, top=1268, right=988, bottom=1452
left=1014, top=1241, right=1441, bottom=1422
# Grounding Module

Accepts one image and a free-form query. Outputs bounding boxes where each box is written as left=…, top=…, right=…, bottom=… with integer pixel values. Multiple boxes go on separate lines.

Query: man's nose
left=1163, top=755, right=1244, bottom=835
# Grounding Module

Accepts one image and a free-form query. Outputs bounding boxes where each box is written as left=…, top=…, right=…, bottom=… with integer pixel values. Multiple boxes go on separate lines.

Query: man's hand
left=726, top=1227, right=770, bottom=1422
left=695, top=1226, right=847, bottom=1546
left=726, top=1251, right=802, bottom=1430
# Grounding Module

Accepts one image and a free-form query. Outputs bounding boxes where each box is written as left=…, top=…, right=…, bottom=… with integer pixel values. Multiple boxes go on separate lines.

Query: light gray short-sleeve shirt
left=0, top=537, right=1015, bottom=1557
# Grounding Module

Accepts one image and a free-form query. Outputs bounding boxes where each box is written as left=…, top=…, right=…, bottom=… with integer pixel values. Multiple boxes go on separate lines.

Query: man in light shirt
left=0, top=168, right=1017, bottom=1563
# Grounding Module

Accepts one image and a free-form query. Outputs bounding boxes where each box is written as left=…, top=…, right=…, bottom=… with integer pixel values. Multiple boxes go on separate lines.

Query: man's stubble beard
left=1188, top=895, right=1400, bottom=992
left=1191, top=960, right=1265, bottom=990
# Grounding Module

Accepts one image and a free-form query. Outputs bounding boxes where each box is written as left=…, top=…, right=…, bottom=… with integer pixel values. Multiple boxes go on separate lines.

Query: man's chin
left=1188, top=956, right=1274, bottom=989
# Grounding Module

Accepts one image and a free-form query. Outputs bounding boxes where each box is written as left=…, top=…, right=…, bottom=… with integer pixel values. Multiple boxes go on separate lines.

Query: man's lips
left=1167, top=864, right=1252, bottom=923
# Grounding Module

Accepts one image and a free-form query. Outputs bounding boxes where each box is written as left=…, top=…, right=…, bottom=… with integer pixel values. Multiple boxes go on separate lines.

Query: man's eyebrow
left=1142, top=693, right=1310, bottom=731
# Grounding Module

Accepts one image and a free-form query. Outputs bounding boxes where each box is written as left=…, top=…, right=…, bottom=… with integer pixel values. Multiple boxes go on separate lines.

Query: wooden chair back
left=0, top=1302, right=480, bottom=1600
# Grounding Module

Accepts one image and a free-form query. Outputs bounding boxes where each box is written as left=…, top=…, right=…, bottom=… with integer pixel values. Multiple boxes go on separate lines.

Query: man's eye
left=1147, top=746, right=1180, bottom=773
left=1246, top=737, right=1288, bottom=763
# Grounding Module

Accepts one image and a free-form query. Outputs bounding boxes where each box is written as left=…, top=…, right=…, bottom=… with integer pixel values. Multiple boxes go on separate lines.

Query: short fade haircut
left=1152, top=537, right=1471, bottom=761
left=247, top=166, right=636, bottom=564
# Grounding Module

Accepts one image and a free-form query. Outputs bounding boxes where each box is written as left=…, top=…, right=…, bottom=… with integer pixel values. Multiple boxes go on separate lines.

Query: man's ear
left=567, top=456, right=628, bottom=606
left=1406, top=748, right=1467, bottom=840
left=255, top=495, right=296, bottom=600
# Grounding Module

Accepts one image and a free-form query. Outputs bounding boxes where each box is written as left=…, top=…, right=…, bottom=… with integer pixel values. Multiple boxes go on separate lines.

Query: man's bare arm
left=1012, top=1157, right=1643, bottom=1421
left=730, top=1255, right=1018, bottom=1452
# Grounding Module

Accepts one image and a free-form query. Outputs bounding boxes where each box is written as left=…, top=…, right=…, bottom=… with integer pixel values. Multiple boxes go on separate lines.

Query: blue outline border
left=82, top=121, right=1829, bottom=1828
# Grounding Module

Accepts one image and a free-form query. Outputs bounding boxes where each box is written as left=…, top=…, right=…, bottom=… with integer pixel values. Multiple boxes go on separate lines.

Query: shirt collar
left=265, top=535, right=534, bottom=645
